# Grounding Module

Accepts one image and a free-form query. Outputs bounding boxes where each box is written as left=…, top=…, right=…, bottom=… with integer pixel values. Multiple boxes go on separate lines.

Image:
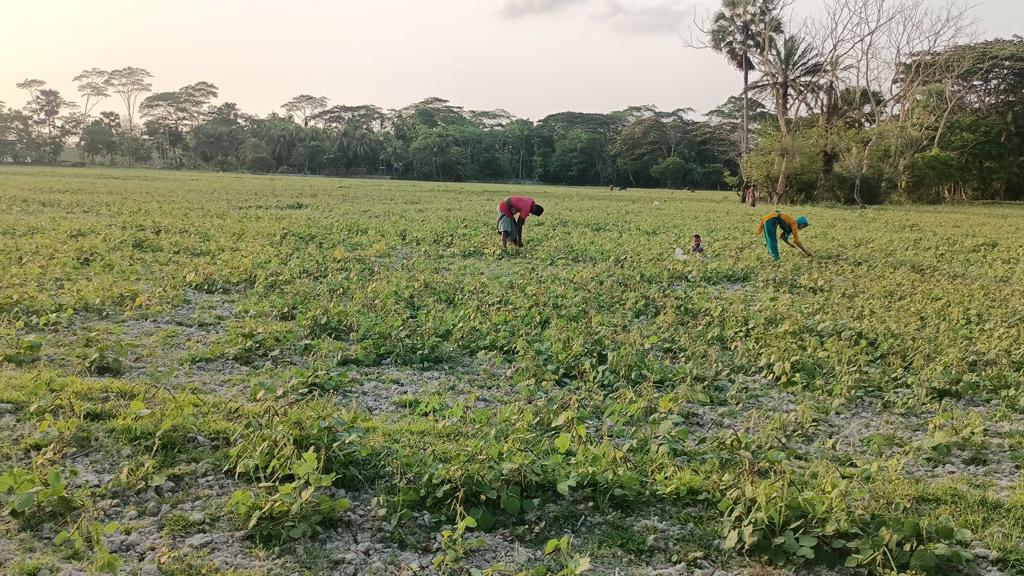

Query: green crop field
left=1, top=166, right=1023, bottom=576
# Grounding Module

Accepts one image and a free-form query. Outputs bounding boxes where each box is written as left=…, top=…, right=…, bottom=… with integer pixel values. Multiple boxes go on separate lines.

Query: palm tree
left=379, top=134, right=407, bottom=177
left=753, top=35, right=824, bottom=122
left=347, top=129, right=375, bottom=172
left=750, top=33, right=825, bottom=203
left=236, top=138, right=269, bottom=172
left=708, top=0, right=783, bottom=163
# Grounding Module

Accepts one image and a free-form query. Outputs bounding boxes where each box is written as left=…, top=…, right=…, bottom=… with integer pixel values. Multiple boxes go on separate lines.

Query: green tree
left=282, top=95, right=329, bottom=128
left=904, top=37, right=1024, bottom=200
left=103, top=67, right=153, bottom=164
left=503, top=118, right=535, bottom=181
left=750, top=33, right=824, bottom=203
left=535, top=112, right=621, bottom=185
left=24, top=88, right=79, bottom=162
left=237, top=138, right=273, bottom=173
left=314, top=104, right=386, bottom=132
left=140, top=91, right=186, bottom=164
left=72, top=68, right=109, bottom=156
left=612, top=107, right=697, bottom=187
left=80, top=118, right=118, bottom=164
left=650, top=157, right=691, bottom=188
left=15, top=79, right=46, bottom=104
left=177, top=81, right=219, bottom=128
left=0, top=103, right=34, bottom=163
left=708, top=0, right=783, bottom=161
left=192, top=105, right=244, bottom=168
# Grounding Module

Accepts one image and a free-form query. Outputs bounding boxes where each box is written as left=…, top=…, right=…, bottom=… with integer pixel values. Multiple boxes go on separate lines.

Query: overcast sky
left=0, top=0, right=1020, bottom=120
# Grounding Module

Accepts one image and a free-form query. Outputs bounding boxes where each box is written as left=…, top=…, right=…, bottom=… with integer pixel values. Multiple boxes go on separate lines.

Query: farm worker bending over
left=758, top=210, right=811, bottom=260
left=497, top=195, right=544, bottom=249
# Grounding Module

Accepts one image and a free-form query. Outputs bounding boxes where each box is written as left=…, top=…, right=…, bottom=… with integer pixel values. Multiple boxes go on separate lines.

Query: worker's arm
left=781, top=229, right=795, bottom=248
left=792, top=237, right=812, bottom=257
left=515, top=220, right=524, bottom=246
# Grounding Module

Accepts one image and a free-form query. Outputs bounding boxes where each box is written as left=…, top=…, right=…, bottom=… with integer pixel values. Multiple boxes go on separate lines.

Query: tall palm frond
left=708, top=0, right=785, bottom=161
left=750, top=34, right=825, bottom=118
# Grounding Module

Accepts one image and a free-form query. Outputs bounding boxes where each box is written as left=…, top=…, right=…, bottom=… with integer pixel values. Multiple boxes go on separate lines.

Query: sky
left=0, top=0, right=1020, bottom=121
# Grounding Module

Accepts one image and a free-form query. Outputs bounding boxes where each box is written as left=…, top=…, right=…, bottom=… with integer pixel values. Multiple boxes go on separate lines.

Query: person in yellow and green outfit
left=758, top=211, right=811, bottom=260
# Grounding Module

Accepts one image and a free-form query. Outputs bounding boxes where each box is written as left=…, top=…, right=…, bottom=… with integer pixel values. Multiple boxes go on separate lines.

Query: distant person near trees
left=743, top=183, right=758, bottom=206
left=758, top=210, right=811, bottom=261
left=497, top=195, right=544, bottom=249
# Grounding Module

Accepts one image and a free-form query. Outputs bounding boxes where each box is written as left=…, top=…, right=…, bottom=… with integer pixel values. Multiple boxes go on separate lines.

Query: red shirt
left=499, top=196, right=535, bottom=222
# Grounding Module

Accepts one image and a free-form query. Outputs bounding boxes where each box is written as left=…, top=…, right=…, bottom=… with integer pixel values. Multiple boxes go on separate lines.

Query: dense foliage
left=741, top=37, right=1024, bottom=204
left=0, top=76, right=742, bottom=190
left=702, top=0, right=1024, bottom=203
left=2, top=168, right=1024, bottom=575
left=4, top=19, right=1022, bottom=204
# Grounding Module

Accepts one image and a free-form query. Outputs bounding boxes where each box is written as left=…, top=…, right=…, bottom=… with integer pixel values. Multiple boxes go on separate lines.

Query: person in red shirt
left=497, top=195, right=544, bottom=249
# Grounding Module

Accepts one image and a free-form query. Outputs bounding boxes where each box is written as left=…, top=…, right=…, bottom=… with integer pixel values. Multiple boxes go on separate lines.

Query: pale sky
left=0, top=0, right=1020, bottom=120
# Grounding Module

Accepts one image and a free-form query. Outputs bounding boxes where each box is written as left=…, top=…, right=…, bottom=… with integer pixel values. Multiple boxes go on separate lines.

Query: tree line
left=0, top=67, right=747, bottom=190
left=700, top=0, right=1024, bottom=203
left=2, top=2, right=1022, bottom=204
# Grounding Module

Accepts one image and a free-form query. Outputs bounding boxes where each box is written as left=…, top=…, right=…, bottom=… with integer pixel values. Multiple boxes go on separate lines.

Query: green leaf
left=501, top=493, right=521, bottom=515
left=797, top=535, right=817, bottom=548
left=95, top=552, right=121, bottom=575
left=556, top=477, right=576, bottom=496
left=554, top=433, right=571, bottom=453
left=741, top=524, right=755, bottom=543
left=13, top=492, right=35, bottom=512
left=910, top=548, right=939, bottom=572
left=723, top=529, right=739, bottom=549
left=545, top=538, right=560, bottom=555
left=552, top=411, right=573, bottom=426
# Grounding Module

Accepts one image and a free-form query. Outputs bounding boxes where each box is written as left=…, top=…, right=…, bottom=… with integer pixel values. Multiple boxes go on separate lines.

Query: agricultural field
left=1, top=166, right=1024, bottom=576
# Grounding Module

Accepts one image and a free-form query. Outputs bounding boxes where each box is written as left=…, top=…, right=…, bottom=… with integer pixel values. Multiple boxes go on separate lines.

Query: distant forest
left=1, top=1, right=1022, bottom=204
left=0, top=71, right=745, bottom=191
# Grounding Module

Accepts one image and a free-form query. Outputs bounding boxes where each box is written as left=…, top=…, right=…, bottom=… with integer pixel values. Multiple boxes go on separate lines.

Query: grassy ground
left=1, top=166, right=1023, bottom=576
